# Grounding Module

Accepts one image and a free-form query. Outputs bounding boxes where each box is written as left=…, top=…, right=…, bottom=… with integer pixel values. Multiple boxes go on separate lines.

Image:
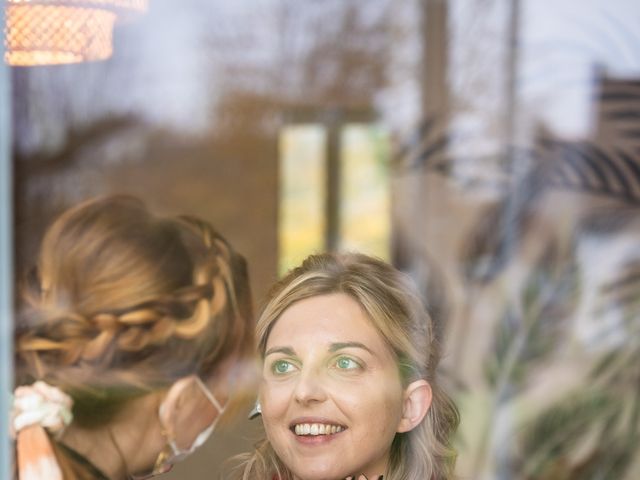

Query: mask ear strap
left=194, top=376, right=225, bottom=413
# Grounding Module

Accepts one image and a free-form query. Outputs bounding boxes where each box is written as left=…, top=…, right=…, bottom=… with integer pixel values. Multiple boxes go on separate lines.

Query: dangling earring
left=128, top=428, right=173, bottom=480
left=248, top=399, right=261, bottom=420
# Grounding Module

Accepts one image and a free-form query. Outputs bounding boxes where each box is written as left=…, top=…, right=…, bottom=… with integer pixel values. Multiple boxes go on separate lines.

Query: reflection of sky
left=17, top=0, right=399, bottom=148
left=15, top=0, right=640, bottom=151
left=450, top=0, right=640, bottom=145
left=575, top=231, right=639, bottom=350
left=15, top=0, right=282, bottom=153
left=108, top=0, right=266, bottom=133
left=114, top=1, right=215, bottom=132
left=520, top=0, right=640, bottom=138
left=113, top=0, right=392, bottom=132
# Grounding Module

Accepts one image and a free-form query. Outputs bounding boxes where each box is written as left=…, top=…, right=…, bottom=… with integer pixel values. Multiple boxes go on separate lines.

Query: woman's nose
left=293, top=367, right=328, bottom=405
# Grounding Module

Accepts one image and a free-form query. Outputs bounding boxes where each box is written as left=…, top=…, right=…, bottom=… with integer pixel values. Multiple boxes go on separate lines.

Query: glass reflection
left=8, top=0, right=640, bottom=478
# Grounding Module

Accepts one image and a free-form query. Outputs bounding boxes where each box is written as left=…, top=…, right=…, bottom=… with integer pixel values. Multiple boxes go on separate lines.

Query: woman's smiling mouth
left=292, top=423, right=346, bottom=436
left=288, top=418, right=348, bottom=444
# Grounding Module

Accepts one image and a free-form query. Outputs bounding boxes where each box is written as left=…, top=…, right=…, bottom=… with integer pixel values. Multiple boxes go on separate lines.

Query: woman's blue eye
left=272, top=360, right=294, bottom=374
left=335, top=357, right=359, bottom=370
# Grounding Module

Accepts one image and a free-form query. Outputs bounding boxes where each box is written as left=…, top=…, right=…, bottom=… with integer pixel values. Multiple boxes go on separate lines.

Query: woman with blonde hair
left=236, top=252, right=458, bottom=480
left=12, top=195, right=254, bottom=479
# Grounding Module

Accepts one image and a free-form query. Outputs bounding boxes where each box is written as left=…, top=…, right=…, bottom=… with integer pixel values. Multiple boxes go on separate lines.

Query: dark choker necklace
left=56, top=440, right=111, bottom=479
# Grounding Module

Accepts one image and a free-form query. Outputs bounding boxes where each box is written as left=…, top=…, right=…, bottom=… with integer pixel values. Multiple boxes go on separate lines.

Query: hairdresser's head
left=15, top=195, right=254, bottom=477
left=254, top=252, right=458, bottom=480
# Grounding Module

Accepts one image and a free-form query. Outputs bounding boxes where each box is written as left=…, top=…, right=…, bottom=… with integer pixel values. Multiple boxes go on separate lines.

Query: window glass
left=278, top=125, right=326, bottom=275
left=339, top=124, right=390, bottom=259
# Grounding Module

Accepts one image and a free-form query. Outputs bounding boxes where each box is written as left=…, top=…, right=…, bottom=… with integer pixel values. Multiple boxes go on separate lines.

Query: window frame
left=1, top=1, right=15, bottom=476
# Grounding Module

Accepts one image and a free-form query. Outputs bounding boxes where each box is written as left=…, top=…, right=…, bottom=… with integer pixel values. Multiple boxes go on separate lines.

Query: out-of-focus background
left=3, top=0, right=640, bottom=478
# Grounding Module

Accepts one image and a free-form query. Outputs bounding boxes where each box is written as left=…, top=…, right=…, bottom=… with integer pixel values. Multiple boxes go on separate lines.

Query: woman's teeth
left=294, top=423, right=345, bottom=436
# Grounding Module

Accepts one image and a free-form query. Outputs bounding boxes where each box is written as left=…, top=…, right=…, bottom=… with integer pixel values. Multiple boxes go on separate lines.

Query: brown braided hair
left=15, top=195, right=254, bottom=427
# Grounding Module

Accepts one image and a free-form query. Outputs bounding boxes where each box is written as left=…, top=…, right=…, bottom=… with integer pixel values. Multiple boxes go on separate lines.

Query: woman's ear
left=159, top=375, right=227, bottom=450
left=396, top=380, right=432, bottom=433
left=158, top=376, right=198, bottom=438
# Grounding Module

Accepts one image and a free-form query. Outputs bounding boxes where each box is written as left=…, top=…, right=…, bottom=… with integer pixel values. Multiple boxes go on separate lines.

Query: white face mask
left=131, top=376, right=226, bottom=480
left=165, top=376, right=226, bottom=458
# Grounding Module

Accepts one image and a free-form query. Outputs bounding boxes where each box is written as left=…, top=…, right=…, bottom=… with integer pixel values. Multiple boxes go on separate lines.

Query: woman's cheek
left=261, top=381, right=290, bottom=419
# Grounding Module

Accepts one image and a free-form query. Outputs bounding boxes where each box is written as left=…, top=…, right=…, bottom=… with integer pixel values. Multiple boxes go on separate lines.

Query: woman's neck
left=292, top=473, right=385, bottom=480
left=60, top=394, right=165, bottom=479
left=60, top=424, right=129, bottom=479
left=291, top=459, right=387, bottom=480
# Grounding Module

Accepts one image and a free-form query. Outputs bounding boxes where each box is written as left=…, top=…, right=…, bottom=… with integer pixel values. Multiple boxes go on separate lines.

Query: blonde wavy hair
left=15, top=195, right=254, bottom=428
left=234, top=252, right=458, bottom=480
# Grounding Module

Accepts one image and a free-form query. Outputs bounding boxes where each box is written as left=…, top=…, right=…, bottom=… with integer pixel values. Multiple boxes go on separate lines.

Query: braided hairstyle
left=15, top=195, right=253, bottom=427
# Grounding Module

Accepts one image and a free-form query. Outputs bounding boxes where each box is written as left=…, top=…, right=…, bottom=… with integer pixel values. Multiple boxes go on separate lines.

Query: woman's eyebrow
left=329, top=342, right=373, bottom=354
left=264, top=346, right=296, bottom=357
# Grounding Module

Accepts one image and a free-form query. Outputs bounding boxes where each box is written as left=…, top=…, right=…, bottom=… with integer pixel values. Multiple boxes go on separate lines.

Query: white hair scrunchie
left=11, top=381, right=73, bottom=438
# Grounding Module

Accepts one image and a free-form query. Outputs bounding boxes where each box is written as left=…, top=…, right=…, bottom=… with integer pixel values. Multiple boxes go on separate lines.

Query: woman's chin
left=290, top=463, right=347, bottom=480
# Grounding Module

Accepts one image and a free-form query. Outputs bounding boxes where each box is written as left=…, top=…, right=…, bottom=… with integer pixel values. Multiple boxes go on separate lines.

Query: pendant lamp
left=4, top=0, right=148, bottom=66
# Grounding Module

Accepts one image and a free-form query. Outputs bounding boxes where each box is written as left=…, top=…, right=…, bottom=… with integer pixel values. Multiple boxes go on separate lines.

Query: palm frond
left=545, top=142, right=640, bottom=204
left=518, top=248, right=640, bottom=479
left=394, top=115, right=450, bottom=174
left=459, top=163, right=548, bottom=284
left=483, top=244, right=579, bottom=396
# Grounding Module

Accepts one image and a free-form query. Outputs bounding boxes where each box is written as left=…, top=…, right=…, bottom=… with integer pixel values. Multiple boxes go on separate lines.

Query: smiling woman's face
left=260, top=293, right=406, bottom=480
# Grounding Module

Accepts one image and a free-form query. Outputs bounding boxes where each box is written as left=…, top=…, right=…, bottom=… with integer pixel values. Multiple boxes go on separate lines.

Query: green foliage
left=516, top=255, right=640, bottom=480
left=484, top=244, right=580, bottom=397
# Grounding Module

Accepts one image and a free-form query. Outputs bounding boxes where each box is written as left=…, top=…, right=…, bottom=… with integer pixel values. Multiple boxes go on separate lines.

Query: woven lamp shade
left=4, top=0, right=149, bottom=66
